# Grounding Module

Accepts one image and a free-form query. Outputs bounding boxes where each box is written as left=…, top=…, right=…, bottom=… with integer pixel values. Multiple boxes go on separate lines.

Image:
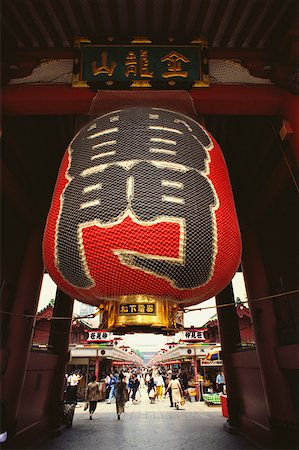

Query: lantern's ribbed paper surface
left=43, top=108, right=241, bottom=306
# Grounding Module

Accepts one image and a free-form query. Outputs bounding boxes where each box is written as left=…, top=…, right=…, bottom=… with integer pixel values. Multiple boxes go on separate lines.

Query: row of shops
left=66, top=332, right=143, bottom=400
left=34, top=304, right=225, bottom=403
left=149, top=329, right=224, bottom=404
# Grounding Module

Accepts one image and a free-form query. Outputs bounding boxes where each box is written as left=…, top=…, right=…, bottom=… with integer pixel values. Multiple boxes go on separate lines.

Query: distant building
left=203, top=303, right=255, bottom=345
left=33, top=303, right=92, bottom=346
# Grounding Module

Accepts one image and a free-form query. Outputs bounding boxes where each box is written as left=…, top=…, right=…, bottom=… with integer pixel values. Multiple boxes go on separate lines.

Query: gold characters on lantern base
left=99, top=295, right=184, bottom=335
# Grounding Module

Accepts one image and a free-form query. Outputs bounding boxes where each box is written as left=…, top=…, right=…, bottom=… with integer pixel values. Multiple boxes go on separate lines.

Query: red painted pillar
left=193, top=353, right=200, bottom=400
left=95, top=354, right=100, bottom=381
left=241, top=226, right=297, bottom=448
left=216, top=282, right=241, bottom=430
left=281, top=92, right=299, bottom=166
left=48, top=289, right=74, bottom=405
left=2, top=227, right=44, bottom=436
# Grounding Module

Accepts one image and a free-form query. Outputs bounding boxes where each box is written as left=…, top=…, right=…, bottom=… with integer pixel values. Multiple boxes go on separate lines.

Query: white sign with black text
left=87, top=330, right=112, bottom=342
left=201, top=359, right=223, bottom=366
left=179, top=329, right=206, bottom=341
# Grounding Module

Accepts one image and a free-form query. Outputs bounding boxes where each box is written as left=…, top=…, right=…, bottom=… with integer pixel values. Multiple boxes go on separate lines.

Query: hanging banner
left=178, top=329, right=207, bottom=342
left=86, top=330, right=113, bottom=342
left=73, top=38, right=209, bottom=89
left=112, top=360, right=134, bottom=366
left=161, top=360, right=181, bottom=365
left=201, top=359, right=223, bottom=366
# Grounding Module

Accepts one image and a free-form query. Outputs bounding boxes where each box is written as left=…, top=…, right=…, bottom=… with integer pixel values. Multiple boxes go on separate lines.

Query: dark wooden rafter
left=167, top=0, right=184, bottom=40
left=151, top=0, right=165, bottom=38
left=1, top=18, right=19, bottom=49
left=2, top=2, right=34, bottom=48
left=79, top=0, right=99, bottom=40
left=161, top=0, right=174, bottom=40
left=134, top=0, right=147, bottom=36
left=60, top=0, right=82, bottom=37
left=265, top=5, right=299, bottom=62
left=172, top=0, right=194, bottom=42
left=28, top=0, right=63, bottom=48
left=219, top=0, right=251, bottom=48
left=183, top=0, right=203, bottom=41
left=206, top=0, right=230, bottom=47
left=88, top=0, right=106, bottom=42
left=145, top=0, right=154, bottom=38
left=249, top=0, right=291, bottom=49
left=7, top=0, right=49, bottom=48
left=234, top=0, right=266, bottom=48
left=69, top=0, right=90, bottom=39
left=105, top=0, right=122, bottom=39
left=49, top=0, right=75, bottom=47
left=192, top=0, right=210, bottom=38
left=126, top=0, right=136, bottom=39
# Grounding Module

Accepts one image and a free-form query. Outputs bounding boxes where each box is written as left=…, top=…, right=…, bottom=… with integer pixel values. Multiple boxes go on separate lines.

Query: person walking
left=165, top=373, right=183, bottom=410
left=85, top=375, right=101, bottom=420
left=130, top=373, right=140, bottom=403
left=155, top=371, right=164, bottom=400
left=165, top=370, right=173, bottom=407
left=106, top=372, right=117, bottom=404
left=115, top=373, right=128, bottom=420
left=216, top=370, right=225, bottom=393
left=147, top=372, right=156, bottom=403
left=66, top=370, right=82, bottom=403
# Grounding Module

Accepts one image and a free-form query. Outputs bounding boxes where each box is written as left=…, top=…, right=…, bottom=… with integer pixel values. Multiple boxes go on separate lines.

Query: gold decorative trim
left=191, top=37, right=208, bottom=44
left=130, top=80, right=152, bottom=88
left=193, top=79, right=209, bottom=88
left=72, top=78, right=89, bottom=88
left=74, top=37, right=91, bottom=47
left=131, top=36, right=152, bottom=43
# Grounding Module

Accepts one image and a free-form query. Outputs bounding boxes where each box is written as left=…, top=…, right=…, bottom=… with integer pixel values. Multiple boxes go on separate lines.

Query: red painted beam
left=191, top=85, right=284, bottom=115
left=1, top=84, right=285, bottom=116
left=1, top=84, right=95, bottom=115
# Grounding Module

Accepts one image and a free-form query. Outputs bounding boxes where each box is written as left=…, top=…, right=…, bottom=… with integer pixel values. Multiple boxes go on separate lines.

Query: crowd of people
left=65, top=366, right=226, bottom=421
left=81, top=366, right=188, bottom=420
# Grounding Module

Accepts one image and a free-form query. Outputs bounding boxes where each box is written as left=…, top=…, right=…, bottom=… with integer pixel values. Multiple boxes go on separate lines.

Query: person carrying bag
left=165, top=373, right=184, bottom=410
left=85, top=375, right=101, bottom=420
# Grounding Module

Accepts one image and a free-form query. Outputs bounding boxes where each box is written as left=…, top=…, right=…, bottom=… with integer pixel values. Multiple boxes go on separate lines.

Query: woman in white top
left=165, top=374, right=183, bottom=409
left=154, top=372, right=165, bottom=400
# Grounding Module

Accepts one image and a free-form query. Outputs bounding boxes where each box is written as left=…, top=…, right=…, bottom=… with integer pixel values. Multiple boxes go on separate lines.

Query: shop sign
left=112, top=360, right=133, bottom=366
left=161, top=360, right=181, bottom=365
left=73, top=37, right=209, bottom=89
left=87, top=330, right=112, bottom=342
left=179, top=329, right=206, bottom=341
left=200, top=359, right=223, bottom=366
left=119, top=303, right=156, bottom=315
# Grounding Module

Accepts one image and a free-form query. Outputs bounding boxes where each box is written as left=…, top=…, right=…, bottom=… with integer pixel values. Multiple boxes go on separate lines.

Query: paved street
left=38, top=388, right=256, bottom=450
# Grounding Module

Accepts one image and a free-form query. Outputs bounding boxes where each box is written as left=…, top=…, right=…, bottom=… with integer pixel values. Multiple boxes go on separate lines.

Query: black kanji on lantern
left=56, top=108, right=217, bottom=289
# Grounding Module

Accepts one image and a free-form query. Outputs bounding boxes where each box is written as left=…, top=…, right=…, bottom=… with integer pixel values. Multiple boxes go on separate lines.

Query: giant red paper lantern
left=43, top=107, right=241, bottom=306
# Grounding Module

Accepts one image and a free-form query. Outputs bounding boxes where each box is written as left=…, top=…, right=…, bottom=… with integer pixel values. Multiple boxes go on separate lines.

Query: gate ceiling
left=1, top=0, right=296, bottom=56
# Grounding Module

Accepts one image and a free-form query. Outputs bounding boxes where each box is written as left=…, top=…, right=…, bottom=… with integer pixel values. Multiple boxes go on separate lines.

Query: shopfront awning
left=69, top=345, right=142, bottom=365
left=149, top=343, right=220, bottom=366
left=112, top=360, right=135, bottom=366
left=161, top=360, right=181, bottom=365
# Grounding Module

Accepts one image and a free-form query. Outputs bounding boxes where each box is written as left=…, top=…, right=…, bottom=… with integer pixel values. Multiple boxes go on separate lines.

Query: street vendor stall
left=202, top=393, right=222, bottom=406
